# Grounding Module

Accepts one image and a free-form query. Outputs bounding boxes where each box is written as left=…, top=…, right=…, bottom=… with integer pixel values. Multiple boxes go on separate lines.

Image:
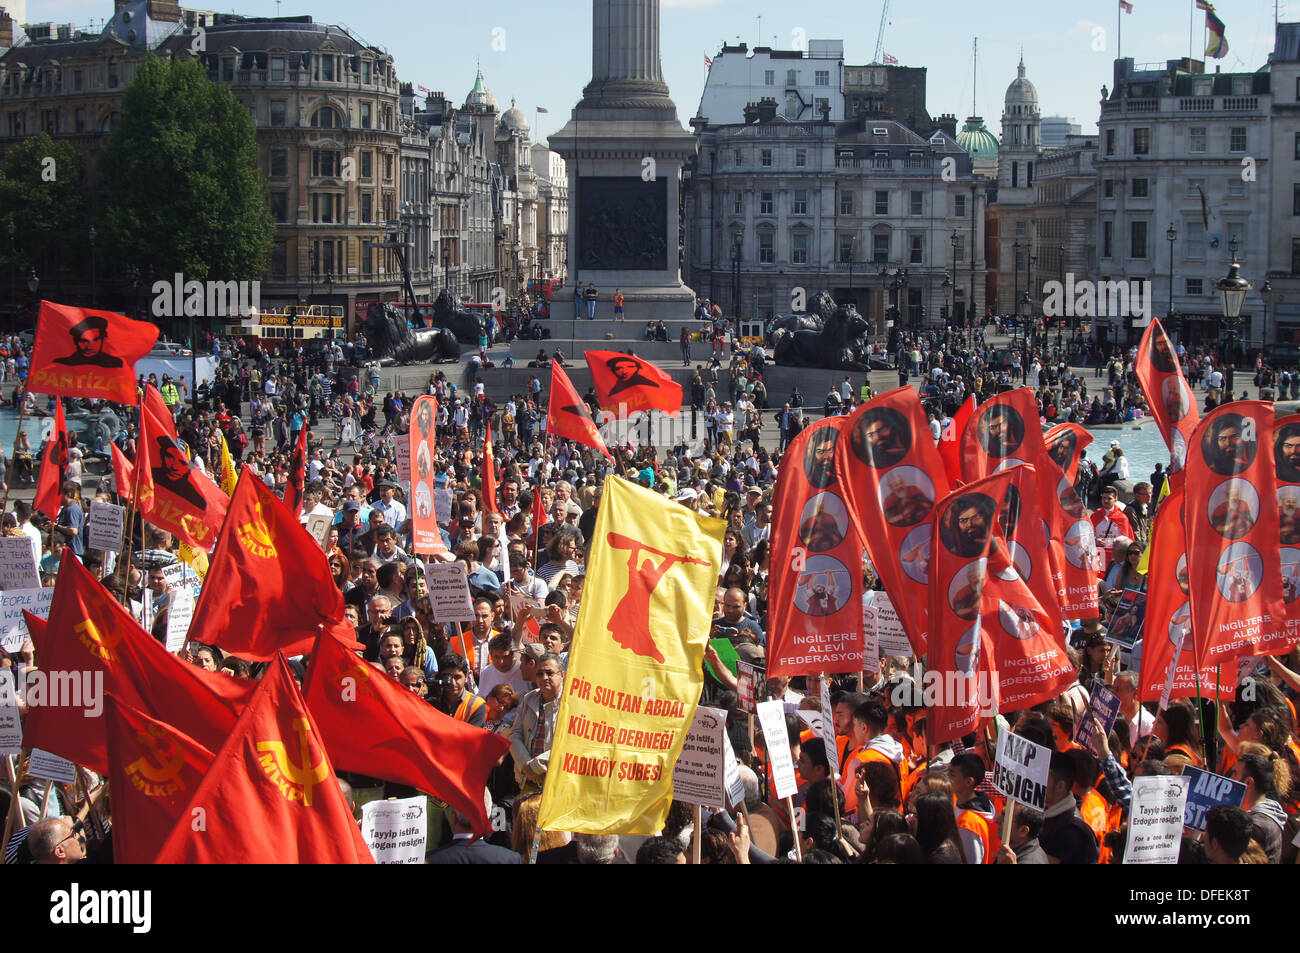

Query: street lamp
left=1012, top=239, right=1023, bottom=341
left=1019, top=291, right=1031, bottom=383
left=1260, top=279, right=1272, bottom=365
left=1029, top=249, right=1037, bottom=343
left=845, top=234, right=857, bottom=308
left=731, top=235, right=742, bottom=320
left=942, top=271, right=953, bottom=329
left=1165, top=223, right=1177, bottom=324
left=1057, top=244, right=1065, bottom=354
left=1216, top=235, right=1251, bottom=395
left=88, top=226, right=97, bottom=307
left=950, top=231, right=960, bottom=329
left=27, top=267, right=39, bottom=323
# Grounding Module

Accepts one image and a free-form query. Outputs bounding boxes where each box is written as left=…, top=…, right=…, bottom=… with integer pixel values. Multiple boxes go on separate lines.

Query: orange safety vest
left=956, top=807, right=995, bottom=864
left=454, top=693, right=487, bottom=723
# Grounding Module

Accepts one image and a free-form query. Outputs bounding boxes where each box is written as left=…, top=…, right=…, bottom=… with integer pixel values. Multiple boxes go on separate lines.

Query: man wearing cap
left=371, top=479, right=407, bottom=528
left=337, top=499, right=368, bottom=554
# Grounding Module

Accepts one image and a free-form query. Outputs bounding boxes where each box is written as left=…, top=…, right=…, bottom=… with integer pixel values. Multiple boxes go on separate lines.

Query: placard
left=735, top=660, right=763, bottom=713
left=1107, top=588, right=1146, bottom=648
left=756, top=699, right=798, bottom=800
left=0, top=588, right=55, bottom=652
left=862, top=605, right=880, bottom=675
left=1124, top=775, right=1191, bottom=865
left=870, top=592, right=913, bottom=657
left=28, top=748, right=77, bottom=784
left=86, top=502, right=126, bottom=553
left=991, top=730, right=1051, bottom=810
left=424, top=560, right=476, bottom=623
left=165, top=585, right=196, bottom=654
left=818, top=678, right=840, bottom=781
left=0, top=668, right=21, bottom=756
left=360, top=795, right=427, bottom=864
left=672, top=705, right=730, bottom=808
left=394, top=441, right=412, bottom=483
left=1074, top=684, right=1122, bottom=749
left=305, top=513, right=332, bottom=548
left=722, top=726, right=745, bottom=809
left=0, top=537, right=40, bottom=590
left=434, top=487, right=453, bottom=525
left=1180, top=765, right=1247, bottom=831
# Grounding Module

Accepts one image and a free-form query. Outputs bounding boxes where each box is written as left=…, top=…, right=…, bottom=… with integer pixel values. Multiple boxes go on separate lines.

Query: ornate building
left=991, top=56, right=1044, bottom=315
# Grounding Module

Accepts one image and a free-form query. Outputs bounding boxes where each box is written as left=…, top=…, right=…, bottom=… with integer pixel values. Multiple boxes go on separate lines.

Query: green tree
left=0, top=133, right=89, bottom=297
left=99, top=54, right=273, bottom=284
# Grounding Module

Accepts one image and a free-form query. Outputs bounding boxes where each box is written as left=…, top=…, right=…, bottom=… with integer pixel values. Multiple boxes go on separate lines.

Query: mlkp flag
left=537, top=476, right=723, bottom=834
left=937, top=394, right=975, bottom=483
left=28, top=300, right=159, bottom=405
left=584, top=350, right=683, bottom=417
left=481, top=419, right=498, bottom=517
left=283, top=422, right=308, bottom=516
left=548, top=361, right=613, bottom=461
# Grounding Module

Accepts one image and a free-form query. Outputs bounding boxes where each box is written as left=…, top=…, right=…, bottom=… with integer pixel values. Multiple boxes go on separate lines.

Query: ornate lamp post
left=1216, top=235, right=1251, bottom=396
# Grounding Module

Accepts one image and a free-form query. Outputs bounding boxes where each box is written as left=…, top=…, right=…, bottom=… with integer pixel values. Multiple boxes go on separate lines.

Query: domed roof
left=1005, top=57, right=1038, bottom=106
left=957, top=116, right=999, bottom=159
left=499, top=98, right=529, bottom=134
left=466, top=69, right=498, bottom=111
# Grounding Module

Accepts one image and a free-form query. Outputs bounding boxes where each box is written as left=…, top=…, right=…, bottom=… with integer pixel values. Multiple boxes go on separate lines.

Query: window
left=910, top=191, right=923, bottom=216
left=759, top=232, right=774, bottom=263
left=270, top=192, right=289, bottom=222
left=872, top=232, right=890, bottom=263
left=312, top=193, right=342, bottom=224
left=1293, top=238, right=1300, bottom=275
left=362, top=59, right=372, bottom=84
left=1103, top=179, right=1114, bottom=198
left=764, top=70, right=775, bottom=86
left=1133, top=127, right=1150, bottom=155
left=1015, top=221, right=1027, bottom=237
left=1011, top=160, right=1019, bottom=188
left=40, top=109, right=58, bottom=134
left=108, top=59, right=118, bottom=88
left=1295, top=132, right=1300, bottom=160
left=269, top=149, right=287, bottom=177
left=271, top=56, right=286, bottom=81
left=361, top=151, right=373, bottom=179
left=792, top=189, right=808, bottom=215
left=1230, top=126, right=1247, bottom=152
left=874, top=191, right=888, bottom=215
left=909, top=235, right=923, bottom=264
left=1105, top=129, right=1115, bottom=156
left=795, top=149, right=807, bottom=167
left=384, top=154, right=394, bottom=180
left=840, top=191, right=854, bottom=215
left=792, top=233, right=809, bottom=263
left=1228, top=179, right=1246, bottom=199
left=839, top=235, right=856, bottom=262
left=74, top=107, right=84, bottom=133
left=1189, top=127, right=1206, bottom=153
left=270, top=101, right=286, bottom=127
left=1186, top=277, right=1203, bottom=296
left=761, top=149, right=772, bottom=167
left=786, top=69, right=798, bottom=86
left=955, top=195, right=966, bottom=217
left=360, top=103, right=372, bottom=129
left=734, top=149, right=743, bottom=166
left=1186, top=222, right=1205, bottom=259
left=954, top=236, right=965, bottom=262
left=1294, top=184, right=1300, bottom=216
left=815, top=97, right=829, bottom=116
left=759, top=191, right=774, bottom=215
left=312, top=150, right=342, bottom=177
left=1131, top=178, right=1149, bottom=198
left=1102, top=221, right=1113, bottom=258
left=271, top=242, right=287, bottom=279
left=1186, top=177, right=1205, bottom=198
left=312, top=107, right=341, bottom=128
left=361, top=192, right=373, bottom=223
left=732, top=191, right=743, bottom=215
left=1130, top=220, right=1148, bottom=259
left=314, top=55, right=335, bottom=82
left=7, top=112, right=21, bottom=138
left=222, top=57, right=234, bottom=83
left=73, top=70, right=83, bottom=92
left=815, top=70, right=830, bottom=86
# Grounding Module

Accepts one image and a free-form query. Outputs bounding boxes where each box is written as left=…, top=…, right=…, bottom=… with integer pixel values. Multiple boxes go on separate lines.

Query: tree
left=99, top=54, right=274, bottom=286
left=0, top=133, right=88, bottom=301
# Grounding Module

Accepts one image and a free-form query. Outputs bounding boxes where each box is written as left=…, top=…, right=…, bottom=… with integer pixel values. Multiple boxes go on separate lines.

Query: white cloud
left=1068, top=19, right=1103, bottom=37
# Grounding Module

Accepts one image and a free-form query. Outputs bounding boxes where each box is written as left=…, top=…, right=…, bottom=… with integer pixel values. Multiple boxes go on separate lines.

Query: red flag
left=938, top=395, right=975, bottom=483
left=284, top=422, right=308, bottom=516
left=111, top=441, right=135, bottom=500
left=1135, top=318, right=1199, bottom=484
left=187, top=468, right=347, bottom=661
left=584, top=350, right=683, bottom=417
left=547, top=362, right=613, bottom=461
left=104, top=694, right=216, bottom=864
left=408, top=395, right=446, bottom=556
left=1276, top=415, right=1300, bottom=645
left=28, top=300, right=158, bottom=405
left=154, top=655, right=374, bottom=864
left=23, top=551, right=255, bottom=772
left=33, top=397, right=68, bottom=520
left=767, top=417, right=863, bottom=676
left=21, top=609, right=47, bottom=652
left=481, top=419, right=498, bottom=517
left=137, top=385, right=228, bottom=550
left=837, top=387, right=953, bottom=654
left=304, top=630, right=510, bottom=833
left=1044, top=423, right=1094, bottom=485
left=1187, top=402, right=1293, bottom=664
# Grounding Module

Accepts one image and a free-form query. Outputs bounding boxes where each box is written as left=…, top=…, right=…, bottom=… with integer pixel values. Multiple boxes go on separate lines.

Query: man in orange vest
left=841, top=700, right=903, bottom=799
left=950, top=753, right=998, bottom=864
left=435, top=652, right=488, bottom=727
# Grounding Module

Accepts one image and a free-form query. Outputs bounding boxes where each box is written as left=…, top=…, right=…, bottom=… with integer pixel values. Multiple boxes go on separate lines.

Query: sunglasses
left=54, top=818, right=87, bottom=850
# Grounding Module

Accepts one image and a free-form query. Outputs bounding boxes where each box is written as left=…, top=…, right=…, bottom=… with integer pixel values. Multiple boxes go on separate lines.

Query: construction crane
left=873, top=0, right=891, bottom=64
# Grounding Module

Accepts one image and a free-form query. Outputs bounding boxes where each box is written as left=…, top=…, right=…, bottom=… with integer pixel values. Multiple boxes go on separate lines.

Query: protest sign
left=862, top=605, right=880, bottom=675
left=1124, top=775, right=1191, bottom=865
left=166, top=585, right=196, bottom=654
left=0, top=537, right=40, bottom=590
left=394, top=441, right=411, bottom=484
left=28, top=748, right=77, bottom=785
left=672, top=706, right=730, bottom=808
left=0, top=588, right=54, bottom=653
left=424, top=561, right=475, bottom=623
left=0, top=668, right=20, bottom=756
left=86, top=502, right=125, bottom=553
left=735, top=660, right=763, bottom=713
left=704, top=638, right=739, bottom=684
left=756, top=699, right=798, bottom=800
left=870, top=592, right=913, bottom=657
left=991, top=730, right=1051, bottom=810
left=434, top=487, right=453, bottom=525
left=1107, top=588, right=1146, bottom=648
left=360, top=796, right=427, bottom=864
left=305, top=513, right=332, bottom=549
left=1180, top=766, right=1247, bottom=831
left=819, top=679, right=839, bottom=782
left=1074, top=684, right=1122, bottom=749
left=722, top=728, right=745, bottom=808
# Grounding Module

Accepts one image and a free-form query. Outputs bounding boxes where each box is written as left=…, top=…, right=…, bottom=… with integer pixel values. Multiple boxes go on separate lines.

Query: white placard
left=870, top=592, right=913, bottom=657
left=861, top=605, right=880, bottom=675
left=395, top=442, right=411, bottom=483
left=756, top=699, right=798, bottom=800
left=360, top=795, right=427, bottom=864
left=722, top=726, right=745, bottom=809
left=86, top=502, right=125, bottom=553
left=0, top=669, right=21, bottom=756
left=0, top=537, right=41, bottom=590
left=165, top=586, right=196, bottom=654
left=434, top=487, right=453, bottom=525
left=1124, top=775, right=1190, bottom=865
left=0, top=588, right=54, bottom=653
left=672, top=705, right=730, bottom=808
left=28, top=748, right=77, bottom=784
left=991, top=730, right=1051, bottom=811
left=424, top=560, right=475, bottom=623
left=819, top=679, right=840, bottom=782
left=305, top=513, right=332, bottom=549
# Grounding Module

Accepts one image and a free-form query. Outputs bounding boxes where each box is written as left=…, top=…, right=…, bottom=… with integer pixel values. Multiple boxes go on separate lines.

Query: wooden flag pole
left=1000, top=798, right=1018, bottom=844
left=786, top=796, right=803, bottom=861
left=692, top=804, right=703, bottom=864
left=0, top=754, right=22, bottom=859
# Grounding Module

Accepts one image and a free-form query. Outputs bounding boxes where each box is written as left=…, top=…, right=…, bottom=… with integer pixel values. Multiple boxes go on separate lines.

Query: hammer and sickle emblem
left=128, top=724, right=185, bottom=784
left=256, top=717, right=328, bottom=806
left=75, top=617, right=123, bottom=659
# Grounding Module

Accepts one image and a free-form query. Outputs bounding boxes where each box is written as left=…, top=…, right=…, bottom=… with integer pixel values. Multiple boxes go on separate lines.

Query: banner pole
left=1000, top=797, right=1018, bottom=844
left=0, top=754, right=21, bottom=859
left=692, top=804, right=702, bottom=864
left=785, top=796, right=803, bottom=861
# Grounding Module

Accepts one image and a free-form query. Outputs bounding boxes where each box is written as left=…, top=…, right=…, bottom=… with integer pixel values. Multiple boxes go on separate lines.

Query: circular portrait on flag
left=1047, top=430, right=1077, bottom=474
left=1282, top=548, right=1300, bottom=604
left=998, top=484, right=1022, bottom=538
left=1280, top=485, right=1300, bottom=545
left=416, top=440, right=433, bottom=480
left=997, top=601, right=1040, bottom=641
left=1161, top=376, right=1192, bottom=425
left=955, top=623, right=982, bottom=676
left=414, top=481, right=433, bottom=519
left=1214, top=542, right=1264, bottom=603
left=1276, top=421, right=1300, bottom=484
left=899, top=524, right=931, bottom=585
left=1064, top=519, right=1098, bottom=571
left=793, top=555, right=853, bottom=617
left=977, top=404, right=1026, bottom=459
left=948, top=558, right=987, bottom=622
left=995, top=541, right=1033, bottom=584
left=1168, top=601, right=1193, bottom=651
left=1176, top=553, right=1190, bottom=595
left=803, top=426, right=841, bottom=490
left=1150, top=328, right=1178, bottom=373
left=850, top=407, right=912, bottom=469
left=415, top=400, right=435, bottom=437
left=1170, top=430, right=1187, bottom=473
left=879, top=466, right=935, bottom=528
left=1202, top=413, right=1258, bottom=477
left=1207, top=478, right=1259, bottom=540
left=798, top=492, right=849, bottom=552
left=994, top=457, right=1028, bottom=474
left=1058, top=477, right=1086, bottom=520
left=939, top=491, right=997, bottom=558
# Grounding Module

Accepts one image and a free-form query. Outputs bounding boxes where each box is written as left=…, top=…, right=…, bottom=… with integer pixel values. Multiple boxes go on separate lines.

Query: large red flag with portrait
left=836, top=387, right=952, bottom=655
left=408, top=395, right=446, bottom=556
left=28, top=300, right=158, bottom=405
left=547, top=362, right=613, bottom=461
left=32, top=396, right=68, bottom=521
left=1044, top=422, right=1094, bottom=485
left=1135, top=318, right=1199, bottom=486
left=937, top=394, right=975, bottom=484
left=767, top=417, right=863, bottom=677
left=1186, top=402, right=1293, bottom=666
left=1275, top=415, right=1300, bottom=647
left=154, top=655, right=374, bottom=864
left=136, top=385, right=228, bottom=550
left=584, top=350, right=683, bottom=417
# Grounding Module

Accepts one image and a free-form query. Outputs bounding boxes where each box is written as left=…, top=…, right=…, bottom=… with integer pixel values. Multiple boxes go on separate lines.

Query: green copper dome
left=956, top=116, right=999, bottom=159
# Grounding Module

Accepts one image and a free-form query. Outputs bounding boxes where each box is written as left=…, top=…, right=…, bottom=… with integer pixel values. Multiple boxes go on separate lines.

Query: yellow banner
left=537, top=476, right=724, bottom=834
left=219, top=433, right=238, bottom=497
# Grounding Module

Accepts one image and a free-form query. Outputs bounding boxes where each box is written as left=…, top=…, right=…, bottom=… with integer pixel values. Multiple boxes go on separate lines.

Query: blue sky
left=36, top=0, right=1294, bottom=137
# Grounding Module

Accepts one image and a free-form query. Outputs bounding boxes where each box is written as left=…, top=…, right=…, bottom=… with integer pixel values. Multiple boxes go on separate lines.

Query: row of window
left=1101, top=220, right=1249, bottom=260
left=729, top=189, right=967, bottom=218
left=4, top=62, right=118, bottom=95
left=207, top=54, right=388, bottom=87
left=269, top=100, right=395, bottom=130
left=757, top=69, right=833, bottom=87
left=1103, top=124, right=1250, bottom=156
left=1102, top=175, right=1251, bottom=200
left=8, top=106, right=113, bottom=135
left=729, top=230, right=954, bottom=266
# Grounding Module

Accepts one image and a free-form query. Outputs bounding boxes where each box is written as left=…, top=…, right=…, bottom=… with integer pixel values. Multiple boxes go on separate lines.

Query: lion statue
left=364, top=302, right=461, bottom=365
left=770, top=293, right=871, bottom=371
left=429, top=289, right=488, bottom=345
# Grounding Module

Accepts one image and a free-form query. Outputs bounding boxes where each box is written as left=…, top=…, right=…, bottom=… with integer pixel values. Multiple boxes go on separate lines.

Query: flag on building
left=704, top=55, right=713, bottom=68
left=536, top=106, right=549, bottom=113
left=883, top=53, right=899, bottom=65
left=1196, top=1, right=1214, bottom=11
left=1119, top=0, right=1134, bottom=14
left=1205, top=9, right=1229, bottom=58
